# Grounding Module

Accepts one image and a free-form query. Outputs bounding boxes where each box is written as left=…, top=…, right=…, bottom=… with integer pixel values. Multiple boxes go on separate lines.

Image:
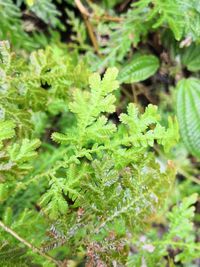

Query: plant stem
left=0, top=221, right=61, bottom=266
left=75, top=0, right=99, bottom=54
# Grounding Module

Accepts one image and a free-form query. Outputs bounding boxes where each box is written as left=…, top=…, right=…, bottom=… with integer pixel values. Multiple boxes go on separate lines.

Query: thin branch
left=93, top=14, right=123, bottom=22
left=84, top=18, right=99, bottom=54
left=75, top=0, right=99, bottom=54
left=0, top=220, right=61, bottom=266
left=76, top=0, right=123, bottom=22
left=75, top=0, right=123, bottom=54
left=178, top=168, right=200, bottom=185
left=75, top=0, right=90, bottom=17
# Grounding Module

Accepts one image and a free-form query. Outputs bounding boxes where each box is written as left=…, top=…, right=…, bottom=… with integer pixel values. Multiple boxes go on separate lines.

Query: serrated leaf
left=176, top=78, right=200, bottom=158
left=118, top=55, right=159, bottom=83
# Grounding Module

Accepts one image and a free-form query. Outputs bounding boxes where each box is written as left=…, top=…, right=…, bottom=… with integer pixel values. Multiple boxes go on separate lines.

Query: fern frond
left=8, top=139, right=41, bottom=164
left=119, top=103, right=179, bottom=151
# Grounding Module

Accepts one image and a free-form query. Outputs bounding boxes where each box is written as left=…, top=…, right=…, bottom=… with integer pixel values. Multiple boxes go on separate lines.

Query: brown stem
left=84, top=17, right=99, bottom=54
left=75, top=0, right=90, bottom=16
left=93, top=14, right=123, bottom=22
left=75, top=0, right=99, bottom=54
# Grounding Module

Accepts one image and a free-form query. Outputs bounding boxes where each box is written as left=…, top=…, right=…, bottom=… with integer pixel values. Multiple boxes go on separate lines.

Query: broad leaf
left=118, top=55, right=159, bottom=83
left=176, top=78, right=200, bottom=158
left=181, top=44, right=200, bottom=72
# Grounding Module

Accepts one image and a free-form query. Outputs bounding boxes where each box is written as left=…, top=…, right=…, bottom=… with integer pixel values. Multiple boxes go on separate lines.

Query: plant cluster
left=0, top=1, right=200, bottom=266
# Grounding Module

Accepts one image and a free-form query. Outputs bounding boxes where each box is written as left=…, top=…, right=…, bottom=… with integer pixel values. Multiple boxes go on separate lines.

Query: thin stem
left=75, top=0, right=99, bottom=54
left=0, top=221, right=61, bottom=266
left=75, top=0, right=123, bottom=22
left=178, top=168, right=200, bottom=185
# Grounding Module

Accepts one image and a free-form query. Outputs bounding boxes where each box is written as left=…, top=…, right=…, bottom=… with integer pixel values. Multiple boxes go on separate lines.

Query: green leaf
left=176, top=78, right=200, bottom=159
left=118, top=55, right=159, bottom=83
left=181, top=44, right=200, bottom=72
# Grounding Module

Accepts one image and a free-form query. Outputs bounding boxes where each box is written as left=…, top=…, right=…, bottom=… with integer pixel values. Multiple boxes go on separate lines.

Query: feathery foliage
left=0, top=0, right=200, bottom=266
left=0, top=50, right=179, bottom=264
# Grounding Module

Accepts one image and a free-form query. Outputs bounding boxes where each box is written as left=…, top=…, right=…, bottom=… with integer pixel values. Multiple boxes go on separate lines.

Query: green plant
left=0, top=0, right=62, bottom=50
left=84, top=0, right=200, bottom=70
left=0, top=45, right=179, bottom=264
left=128, top=193, right=200, bottom=266
left=0, top=0, right=200, bottom=266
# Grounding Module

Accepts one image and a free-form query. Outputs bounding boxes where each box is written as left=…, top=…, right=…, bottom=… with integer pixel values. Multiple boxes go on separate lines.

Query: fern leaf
left=0, top=120, right=15, bottom=142
left=69, top=68, right=119, bottom=127
left=51, top=132, right=76, bottom=144
left=40, top=180, right=68, bottom=220
left=28, top=0, right=63, bottom=29
left=119, top=103, right=179, bottom=151
left=8, top=139, right=41, bottom=164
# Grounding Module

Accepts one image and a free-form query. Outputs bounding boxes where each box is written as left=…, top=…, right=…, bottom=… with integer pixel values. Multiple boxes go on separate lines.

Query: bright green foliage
left=176, top=78, right=200, bottom=159
left=0, top=0, right=199, bottom=265
left=0, top=41, right=90, bottom=204
left=128, top=194, right=200, bottom=266
left=8, top=139, right=41, bottom=165
left=40, top=68, right=179, bottom=264
left=0, top=61, right=179, bottom=265
left=0, top=40, right=90, bottom=129
left=118, top=54, right=159, bottom=83
left=0, top=121, right=15, bottom=145
left=119, top=104, right=179, bottom=152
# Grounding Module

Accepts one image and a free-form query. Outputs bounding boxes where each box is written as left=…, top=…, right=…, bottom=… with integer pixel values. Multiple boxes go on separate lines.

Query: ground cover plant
left=0, top=1, right=200, bottom=266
